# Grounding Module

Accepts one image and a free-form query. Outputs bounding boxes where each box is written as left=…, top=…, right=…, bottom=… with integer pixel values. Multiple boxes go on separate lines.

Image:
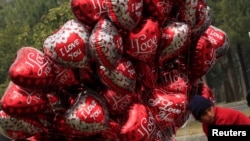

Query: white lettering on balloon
left=162, top=72, right=189, bottom=92
left=59, top=39, right=82, bottom=59
left=90, top=0, right=106, bottom=19
left=130, top=34, right=158, bottom=58
left=148, top=97, right=182, bottom=121
left=137, top=112, right=156, bottom=138
left=13, top=85, right=41, bottom=104
left=25, top=52, right=52, bottom=76
left=80, top=99, right=100, bottom=120
left=56, top=69, right=70, bottom=84
left=104, top=91, right=131, bottom=110
left=207, top=29, right=224, bottom=46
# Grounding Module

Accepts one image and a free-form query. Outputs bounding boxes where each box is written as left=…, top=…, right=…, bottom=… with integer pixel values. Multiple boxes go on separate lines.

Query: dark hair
left=188, top=95, right=213, bottom=120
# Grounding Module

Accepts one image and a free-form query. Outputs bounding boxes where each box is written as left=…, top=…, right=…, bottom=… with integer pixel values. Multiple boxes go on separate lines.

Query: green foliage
left=208, top=0, right=250, bottom=46
left=32, top=2, right=74, bottom=49
left=0, top=79, right=9, bottom=98
left=0, top=0, right=74, bottom=94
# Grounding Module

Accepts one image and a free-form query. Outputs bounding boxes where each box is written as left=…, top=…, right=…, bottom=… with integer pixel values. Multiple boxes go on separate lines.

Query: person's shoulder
left=215, top=106, right=239, bottom=112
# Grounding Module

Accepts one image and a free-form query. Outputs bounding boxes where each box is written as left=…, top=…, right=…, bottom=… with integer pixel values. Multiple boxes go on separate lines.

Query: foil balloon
left=100, top=88, right=134, bottom=115
left=177, top=0, right=209, bottom=28
left=146, top=88, right=187, bottom=130
left=190, top=81, right=215, bottom=104
left=89, top=18, right=123, bottom=69
left=43, top=19, right=90, bottom=68
left=1, top=81, right=48, bottom=116
left=0, top=110, right=45, bottom=140
left=159, top=21, right=191, bottom=65
left=191, top=4, right=212, bottom=37
left=124, top=18, right=161, bottom=63
left=71, top=0, right=106, bottom=27
left=64, top=89, right=109, bottom=136
left=202, top=25, right=230, bottom=59
left=98, top=58, right=137, bottom=94
left=158, top=70, right=189, bottom=94
left=8, top=47, right=55, bottom=89
left=135, top=61, right=158, bottom=88
left=173, top=110, right=189, bottom=129
left=189, top=36, right=216, bottom=80
left=105, top=0, right=143, bottom=31
left=52, top=63, right=80, bottom=88
left=120, top=103, right=158, bottom=141
left=78, top=67, right=104, bottom=90
left=143, top=0, right=173, bottom=25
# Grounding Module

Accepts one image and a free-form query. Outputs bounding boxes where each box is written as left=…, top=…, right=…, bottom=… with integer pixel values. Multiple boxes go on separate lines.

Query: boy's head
left=188, top=95, right=213, bottom=120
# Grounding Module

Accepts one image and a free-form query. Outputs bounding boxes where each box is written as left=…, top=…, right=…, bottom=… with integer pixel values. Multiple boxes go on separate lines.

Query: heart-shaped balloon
left=43, top=19, right=90, bottom=68
left=1, top=81, right=49, bottom=116
left=89, top=18, right=123, bottom=69
left=189, top=36, right=216, bottom=80
left=120, top=103, right=158, bottom=141
left=158, top=70, right=189, bottom=94
left=143, top=0, right=173, bottom=25
left=100, top=88, right=134, bottom=115
left=52, top=63, right=80, bottom=88
left=135, top=61, right=158, bottom=89
left=177, top=0, right=209, bottom=29
left=64, top=88, right=109, bottom=136
left=191, top=3, right=212, bottom=37
left=106, top=0, right=143, bottom=31
left=98, top=58, right=136, bottom=94
left=190, top=81, right=215, bottom=104
left=8, top=47, right=56, bottom=89
left=71, top=0, right=107, bottom=27
left=159, top=21, right=191, bottom=65
left=146, top=88, right=187, bottom=130
left=124, top=18, right=161, bottom=63
left=0, top=110, right=45, bottom=140
left=202, top=25, right=230, bottom=59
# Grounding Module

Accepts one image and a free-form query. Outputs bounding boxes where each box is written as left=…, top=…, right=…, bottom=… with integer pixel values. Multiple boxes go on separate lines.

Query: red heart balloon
left=52, top=63, right=80, bottom=88
left=159, top=21, right=191, bottom=65
left=177, top=0, right=209, bottom=29
left=190, top=81, right=215, bottom=104
left=189, top=36, right=216, bottom=80
left=8, top=47, right=56, bottom=89
left=43, top=19, right=90, bottom=68
left=1, top=81, right=49, bottom=115
left=202, top=25, right=230, bottom=59
left=98, top=58, right=136, bottom=94
left=135, top=61, right=158, bottom=88
left=0, top=110, right=45, bottom=140
left=158, top=70, right=189, bottom=94
left=100, top=88, right=134, bottom=115
left=64, top=89, right=109, bottom=136
left=120, top=103, right=158, bottom=141
left=191, top=3, right=212, bottom=37
left=146, top=89, right=187, bottom=130
left=89, top=18, right=123, bottom=69
left=71, top=0, right=107, bottom=26
left=124, top=18, right=161, bottom=63
left=106, top=0, right=143, bottom=31
left=143, top=0, right=173, bottom=25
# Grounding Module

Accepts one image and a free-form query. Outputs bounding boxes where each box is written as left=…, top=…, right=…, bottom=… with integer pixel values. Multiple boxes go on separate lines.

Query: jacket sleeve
left=202, top=123, right=208, bottom=137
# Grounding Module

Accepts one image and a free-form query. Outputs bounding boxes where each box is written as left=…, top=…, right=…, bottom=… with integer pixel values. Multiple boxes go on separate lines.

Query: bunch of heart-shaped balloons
left=0, top=0, right=229, bottom=140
